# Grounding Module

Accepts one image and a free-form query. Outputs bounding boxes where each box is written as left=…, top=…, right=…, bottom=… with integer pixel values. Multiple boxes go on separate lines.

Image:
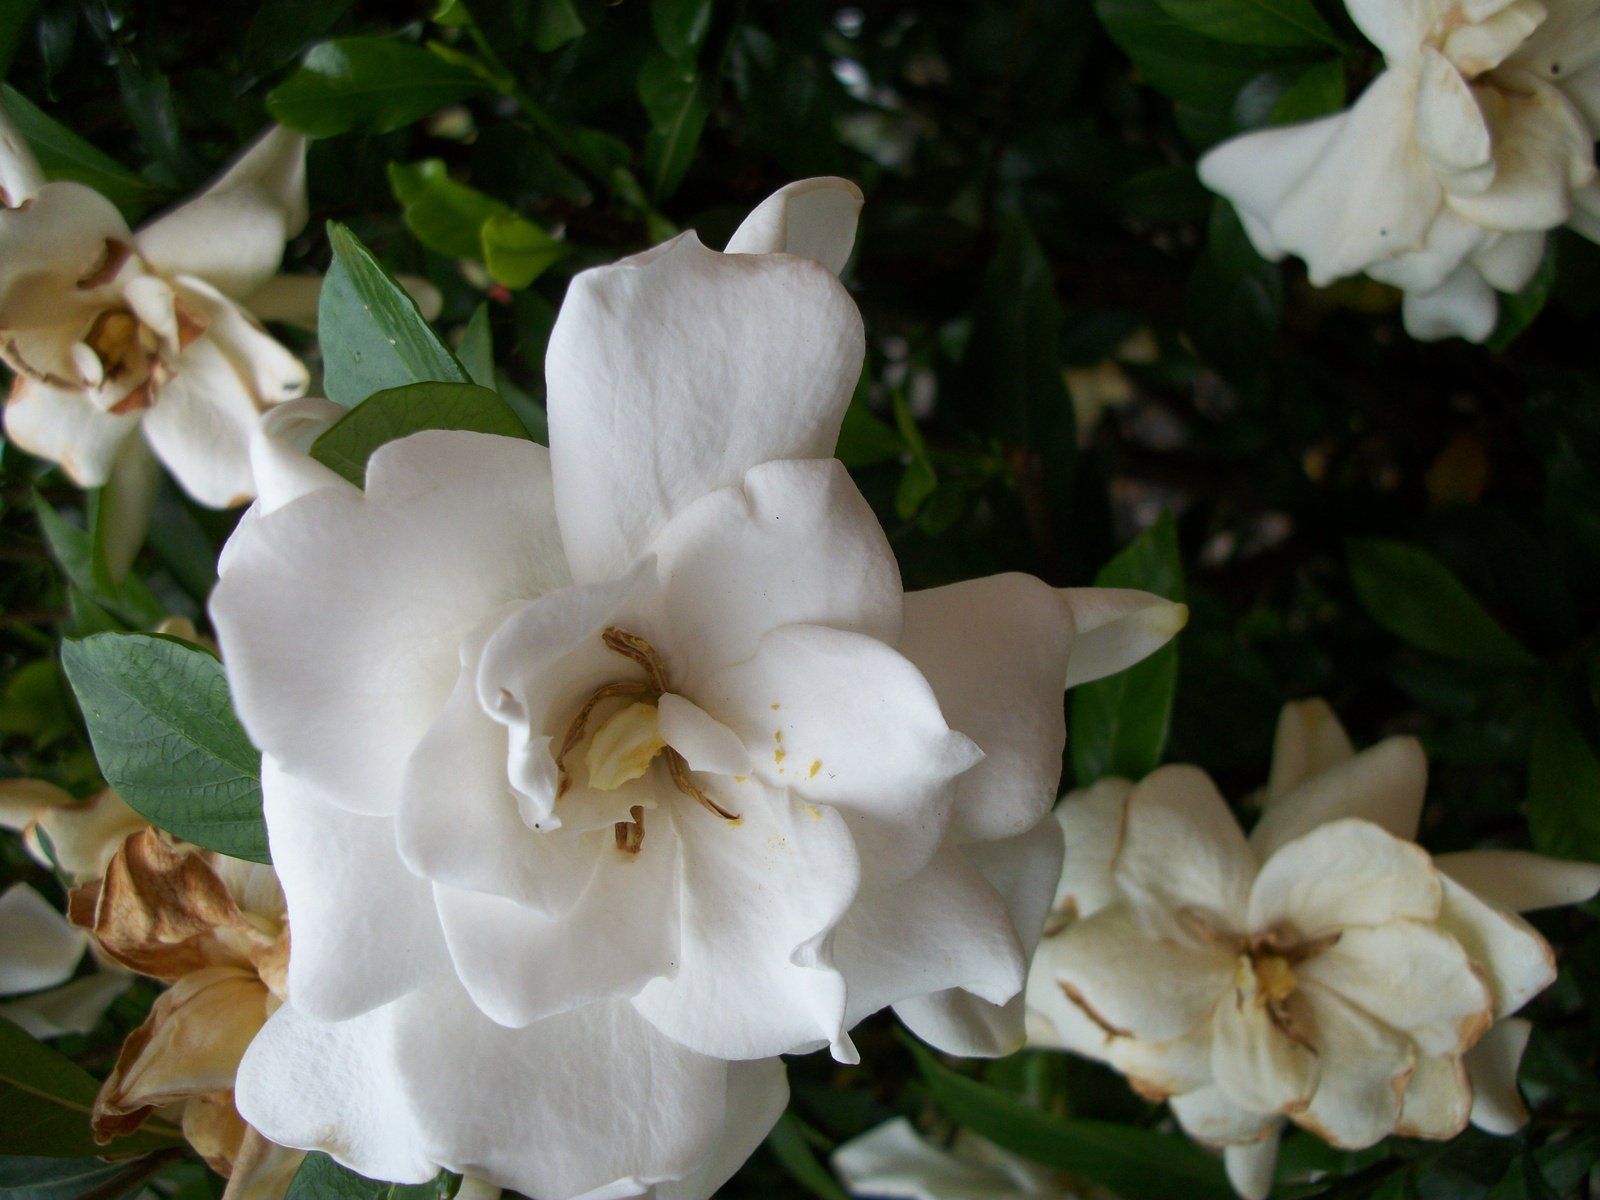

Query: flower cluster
left=1199, top=0, right=1600, bottom=342
left=1027, top=699, right=1600, bottom=1199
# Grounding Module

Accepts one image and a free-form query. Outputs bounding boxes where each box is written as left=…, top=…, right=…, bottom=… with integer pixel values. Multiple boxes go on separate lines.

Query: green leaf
left=765, top=1113, right=850, bottom=1200
left=1155, top=0, right=1343, bottom=48
left=0, top=1018, right=180, bottom=1158
left=652, top=0, right=713, bottom=60
left=908, top=1039, right=1233, bottom=1200
left=265, top=38, right=491, bottom=138
left=457, top=302, right=496, bottom=389
left=387, top=159, right=510, bottom=260
left=320, top=222, right=470, bottom=408
left=480, top=212, right=567, bottom=289
left=286, top=1154, right=457, bottom=1200
left=1488, top=240, right=1557, bottom=353
left=1269, top=58, right=1347, bottom=124
left=1347, top=538, right=1541, bottom=669
left=638, top=50, right=714, bottom=202
left=0, top=1155, right=134, bottom=1199
left=33, top=496, right=165, bottom=630
left=60, top=633, right=269, bottom=863
left=1185, top=198, right=1283, bottom=375
left=529, top=0, right=586, bottom=52
left=0, top=85, right=161, bottom=220
left=835, top=400, right=905, bottom=470
left=1527, top=690, right=1600, bottom=863
left=309, top=382, right=531, bottom=485
left=1071, top=512, right=1185, bottom=785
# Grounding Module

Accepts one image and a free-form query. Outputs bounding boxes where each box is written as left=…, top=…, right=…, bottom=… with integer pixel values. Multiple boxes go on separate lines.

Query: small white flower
left=0, top=881, right=128, bottom=1038
left=833, top=1117, right=1088, bottom=1200
left=0, top=103, right=311, bottom=506
left=209, top=178, right=1185, bottom=1199
left=1027, top=699, right=1600, bottom=1200
left=1198, top=0, right=1600, bottom=342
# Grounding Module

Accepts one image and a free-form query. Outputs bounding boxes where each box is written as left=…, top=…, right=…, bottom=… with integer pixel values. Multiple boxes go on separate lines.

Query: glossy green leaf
left=266, top=38, right=491, bottom=137
left=33, top=496, right=164, bottom=631
left=0, top=1155, right=136, bottom=1199
left=457, top=302, right=496, bottom=389
left=652, top=0, right=713, bottom=60
left=480, top=212, right=567, bottom=289
left=0, top=1018, right=180, bottom=1158
left=387, top=159, right=510, bottom=260
left=1155, top=0, right=1343, bottom=48
left=60, top=633, right=268, bottom=863
left=0, top=85, right=161, bottom=220
left=1071, top=512, right=1185, bottom=786
left=320, top=222, right=469, bottom=408
left=1347, top=538, right=1541, bottom=669
left=908, top=1039, right=1233, bottom=1200
left=765, top=1114, right=850, bottom=1200
left=286, top=1154, right=456, bottom=1200
left=1185, top=198, right=1283, bottom=375
left=835, top=400, right=905, bottom=470
left=638, top=50, right=714, bottom=202
left=530, top=0, right=585, bottom=52
left=1270, top=58, right=1347, bottom=124
left=310, top=382, right=531, bottom=485
left=1527, top=690, right=1600, bottom=863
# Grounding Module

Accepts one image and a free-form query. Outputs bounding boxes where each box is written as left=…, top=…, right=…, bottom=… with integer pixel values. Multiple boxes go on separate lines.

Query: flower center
left=1248, top=953, right=1297, bottom=1006
left=555, top=626, right=739, bottom=854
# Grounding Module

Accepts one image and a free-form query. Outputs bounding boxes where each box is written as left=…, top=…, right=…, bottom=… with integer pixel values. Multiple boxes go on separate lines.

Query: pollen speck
left=774, top=730, right=783, bottom=743
left=734, top=775, right=747, bottom=783
left=770, top=703, right=780, bottom=711
left=808, top=759, right=821, bottom=778
left=774, top=748, right=786, bottom=765
left=804, top=804, right=821, bottom=819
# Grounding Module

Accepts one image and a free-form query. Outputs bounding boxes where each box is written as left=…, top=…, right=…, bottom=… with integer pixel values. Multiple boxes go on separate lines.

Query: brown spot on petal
left=174, top=296, right=209, bottom=349
left=109, top=380, right=155, bottom=415
left=1058, top=979, right=1133, bottom=1039
left=4, top=338, right=79, bottom=388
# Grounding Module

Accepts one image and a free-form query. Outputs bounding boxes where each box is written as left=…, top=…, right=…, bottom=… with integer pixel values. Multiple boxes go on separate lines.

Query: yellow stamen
left=585, top=701, right=667, bottom=791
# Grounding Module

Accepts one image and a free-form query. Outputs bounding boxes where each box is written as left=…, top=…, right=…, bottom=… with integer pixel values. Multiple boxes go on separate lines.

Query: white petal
left=175, top=277, right=309, bottom=407
left=1113, top=765, right=1254, bottom=943
left=25, top=789, right=146, bottom=883
left=1043, top=904, right=1233, bottom=1042
left=631, top=787, right=858, bottom=1060
left=1449, top=72, right=1596, bottom=232
left=1415, top=48, right=1495, bottom=192
left=3, top=376, right=140, bottom=487
left=432, top=824, right=679, bottom=1027
left=723, top=177, right=864, bottom=276
left=835, top=844, right=1026, bottom=1042
left=1169, top=1085, right=1283, bottom=1146
left=653, top=457, right=902, bottom=681
left=889, top=821, right=1064, bottom=1057
left=699, top=623, right=980, bottom=889
left=1293, top=984, right=1415, bottom=1148
left=652, top=1059, right=789, bottom=1200
left=1396, top=1052, right=1473, bottom=1139
left=1435, top=876, right=1555, bottom=1018
left=393, top=990, right=744, bottom=1198
left=546, top=232, right=864, bottom=582
left=1199, top=114, right=1343, bottom=264
left=211, top=433, right=568, bottom=816
left=0, top=181, right=132, bottom=329
left=248, top=396, right=351, bottom=515
left=1555, top=61, right=1600, bottom=130
left=1106, top=1023, right=1215, bottom=1100
left=1251, top=736, right=1428, bottom=859
left=832, top=1118, right=1027, bottom=1200
left=658, top=694, right=752, bottom=776
left=139, top=338, right=266, bottom=507
left=1297, top=921, right=1493, bottom=1057
left=235, top=996, right=440, bottom=1185
left=0, top=101, right=45, bottom=205
left=135, top=127, right=306, bottom=299
left=0, top=969, right=130, bottom=1038
left=1367, top=207, right=1489, bottom=292
left=1210, top=988, right=1319, bottom=1118
left=0, top=883, right=85, bottom=995
left=1436, top=848, right=1600, bottom=911
left=1402, top=263, right=1500, bottom=342
left=896, top=575, right=1073, bottom=843
left=1466, top=1017, right=1532, bottom=1134
left=1249, top=819, right=1442, bottom=936
left=1224, top=1134, right=1282, bottom=1200
left=1344, top=0, right=1444, bottom=66
left=1444, top=1, right=1547, bottom=75
left=1061, top=587, right=1188, bottom=689
left=1051, top=779, right=1130, bottom=923
left=262, top=759, right=450, bottom=1022
left=1263, top=699, right=1355, bottom=803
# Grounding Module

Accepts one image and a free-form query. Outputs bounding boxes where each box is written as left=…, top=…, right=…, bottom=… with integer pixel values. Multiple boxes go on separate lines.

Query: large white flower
left=1027, top=699, right=1600, bottom=1200
left=209, top=178, right=1185, bottom=1199
left=1198, top=0, right=1600, bottom=342
left=0, top=102, right=312, bottom=506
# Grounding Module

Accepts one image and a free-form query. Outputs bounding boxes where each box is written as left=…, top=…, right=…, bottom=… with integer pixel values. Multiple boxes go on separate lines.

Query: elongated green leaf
left=388, top=159, right=510, bottom=260
left=33, top=496, right=164, bottom=631
left=266, top=38, right=490, bottom=137
left=1527, top=691, right=1600, bottom=863
left=530, top=0, right=585, bottom=52
left=1347, top=538, right=1540, bottom=669
left=0, top=85, right=161, bottom=220
left=480, top=212, right=567, bottom=289
left=0, top=1155, right=135, bottom=1199
left=310, top=382, right=531, bottom=485
left=320, top=222, right=469, bottom=408
left=1155, top=0, right=1343, bottom=48
left=286, top=1154, right=456, bottom=1200
left=0, top=1019, right=180, bottom=1158
left=652, top=0, right=713, bottom=60
left=765, top=1114, right=851, bottom=1200
left=908, top=1040, right=1233, bottom=1199
left=638, top=50, right=713, bottom=202
left=1071, top=512, right=1184, bottom=785
left=457, top=302, right=495, bottom=389
left=60, top=634, right=268, bottom=863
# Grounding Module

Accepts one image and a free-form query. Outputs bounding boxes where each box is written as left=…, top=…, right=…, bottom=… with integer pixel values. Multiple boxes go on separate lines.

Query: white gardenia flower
left=1027, top=699, right=1600, bottom=1200
left=0, top=102, right=312, bottom=506
left=209, top=178, right=1186, bottom=1200
left=832, top=1117, right=1087, bottom=1200
left=1198, top=0, right=1600, bottom=342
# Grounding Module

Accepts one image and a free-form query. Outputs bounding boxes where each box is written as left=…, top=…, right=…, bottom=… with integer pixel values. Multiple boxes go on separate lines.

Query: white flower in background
left=1198, top=0, right=1600, bottom=342
left=0, top=102, right=312, bottom=506
left=209, top=178, right=1186, bottom=1199
left=833, top=1117, right=1090, bottom=1200
left=1027, top=699, right=1600, bottom=1200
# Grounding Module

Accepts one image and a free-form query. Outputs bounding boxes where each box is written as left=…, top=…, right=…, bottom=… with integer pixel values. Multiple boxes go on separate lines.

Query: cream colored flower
left=1027, top=699, right=1600, bottom=1200
left=0, top=101, right=311, bottom=506
left=72, top=828, right=301, bottom=1200
left=1198, top=0, right=1600, bottom=342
